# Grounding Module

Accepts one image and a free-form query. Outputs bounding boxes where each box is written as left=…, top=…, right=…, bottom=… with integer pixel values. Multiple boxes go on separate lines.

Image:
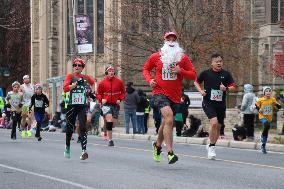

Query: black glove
left=18, top=104, right=23, bottom=108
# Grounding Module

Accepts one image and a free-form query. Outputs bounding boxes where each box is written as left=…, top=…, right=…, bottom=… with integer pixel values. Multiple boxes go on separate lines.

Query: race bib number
left=102, top=105, right=110, bottom=115
left=11, top=99, right=20, bottom=107
left=35, top=99, right=44, bottom=108
left=210, top=89, right=223, bottom=101
left=71, top=93, right=85, bottom=105
left=162, top=67, right=177, bottom=80
left=263, top=105, right=272, bottom=115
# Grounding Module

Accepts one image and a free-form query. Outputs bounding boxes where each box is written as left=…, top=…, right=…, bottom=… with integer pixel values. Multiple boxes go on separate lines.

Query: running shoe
left=108, top=140, right=114, bottom=146
left=206, top=144, right=216, bottom=160
left=167, top=152, right=178, bottom=164
left=21, top=131, right=27, bottom=138
left=80, top=150, right=88, bottom=160
left=11, top=136, right=16, bottom=140
left=152, top=141, right=162, bottom=162
left=38, top=136, right=42, bottom=141
left=64, top=146, right=71, bottom=159
left=27, top=130, right=32, bottom=138
left=261, top=145, right=267, bottom=154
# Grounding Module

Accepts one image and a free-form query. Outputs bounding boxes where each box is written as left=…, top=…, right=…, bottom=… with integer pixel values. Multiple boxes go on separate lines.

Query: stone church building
left=31, top=0, right=284, bottom=114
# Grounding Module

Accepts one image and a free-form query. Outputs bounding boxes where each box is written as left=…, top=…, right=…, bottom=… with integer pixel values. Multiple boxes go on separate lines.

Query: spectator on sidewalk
left=123, top=82, right=139, bottom=134
left=181, top=89, right=190, bottom=126
left=144, top=96, right=151, bottom=134
left=0, top=96, right=4, bottom=113
left=150, top=98, right=161, bottom=134
left=240, top=84, right=256, bottom=141
left=136, top=89, right=147, bottom=134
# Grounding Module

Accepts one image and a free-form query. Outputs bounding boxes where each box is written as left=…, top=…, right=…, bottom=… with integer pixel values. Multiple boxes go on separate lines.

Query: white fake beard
left=160, top=41, right=184, bottom=68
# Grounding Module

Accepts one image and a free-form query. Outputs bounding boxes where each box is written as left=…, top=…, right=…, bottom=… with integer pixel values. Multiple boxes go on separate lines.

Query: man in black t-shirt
left=194, top=53, right=236, bottom=159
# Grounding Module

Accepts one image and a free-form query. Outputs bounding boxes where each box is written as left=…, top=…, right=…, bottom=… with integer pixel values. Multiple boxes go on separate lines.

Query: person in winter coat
left=136, top=89, right=147, bottom=134
left=240, top=84, right=257, bottom=141
left=123, top=82, right=139, bottom=134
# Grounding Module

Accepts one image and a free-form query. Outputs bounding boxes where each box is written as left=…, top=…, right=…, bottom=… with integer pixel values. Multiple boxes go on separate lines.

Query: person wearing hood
left=123, top=82, right=140, bottom=134
left=240, top=84, right=256, bottom=141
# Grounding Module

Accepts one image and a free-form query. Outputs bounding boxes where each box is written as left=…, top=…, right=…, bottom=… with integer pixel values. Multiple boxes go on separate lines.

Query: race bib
left=210, top=89, right=223, bottom=101
left=35, top=99, right=44, bottom=108
left=263, top=105, right=272, bottom=115
left=162, top=67, right=177, bottom=80
left=71, top=93, right=85, bottom=105
left=101, top=105, right=110, bottom=115
left=11, top=99, right=20, bottom=107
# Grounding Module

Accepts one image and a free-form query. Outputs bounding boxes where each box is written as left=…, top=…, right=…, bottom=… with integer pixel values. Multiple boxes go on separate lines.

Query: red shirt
left=96, top=76, right=126, bottom=104
left=63, top=73, right=95, bottom=92
left=143, top=52, right=196, bottom=103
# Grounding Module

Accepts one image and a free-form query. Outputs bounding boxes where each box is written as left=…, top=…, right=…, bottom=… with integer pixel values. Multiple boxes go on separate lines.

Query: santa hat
left=72, top=58, right=85, bottom=67
left=164, top=32, right=177, bottom=40
left=262, top=86, right=272, bottom=94
left=34, top=83, right=43, bottom=90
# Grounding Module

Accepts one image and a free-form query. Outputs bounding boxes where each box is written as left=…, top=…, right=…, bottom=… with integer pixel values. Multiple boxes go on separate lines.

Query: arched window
left=271, top=0, right=279, bottom=23
left=97, top=0, right=104, bottom=54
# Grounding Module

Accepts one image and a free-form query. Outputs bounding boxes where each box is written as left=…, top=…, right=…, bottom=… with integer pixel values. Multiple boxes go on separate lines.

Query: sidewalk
left=110, top=126, right=284, bottom=153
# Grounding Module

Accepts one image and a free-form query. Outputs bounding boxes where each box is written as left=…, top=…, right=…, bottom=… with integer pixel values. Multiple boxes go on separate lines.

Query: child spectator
left=0, top=113, right=6, bottom=128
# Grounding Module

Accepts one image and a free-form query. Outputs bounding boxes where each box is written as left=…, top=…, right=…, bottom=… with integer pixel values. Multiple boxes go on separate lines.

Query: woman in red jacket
left=96, top=66, right=125, bottom=146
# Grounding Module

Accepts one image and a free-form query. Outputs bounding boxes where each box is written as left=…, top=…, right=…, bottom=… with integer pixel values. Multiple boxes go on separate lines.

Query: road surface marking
left=0, top=163, right=96, bottom=189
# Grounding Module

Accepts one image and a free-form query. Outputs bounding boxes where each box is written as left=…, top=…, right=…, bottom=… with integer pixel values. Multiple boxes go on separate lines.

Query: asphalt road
left=0, top=129, right=283, bottom=189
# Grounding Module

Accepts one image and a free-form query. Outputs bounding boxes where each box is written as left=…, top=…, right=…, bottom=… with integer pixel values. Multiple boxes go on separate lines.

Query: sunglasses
left=73, top=64, right=83, bottom=68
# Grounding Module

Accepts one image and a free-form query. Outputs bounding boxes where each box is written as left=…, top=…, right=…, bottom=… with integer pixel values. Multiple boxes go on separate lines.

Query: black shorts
left=151, top=94, right=182, bottom=115
left=202, top=100, right=226, bottom=124
left=101, top=104, right=120, bottom=119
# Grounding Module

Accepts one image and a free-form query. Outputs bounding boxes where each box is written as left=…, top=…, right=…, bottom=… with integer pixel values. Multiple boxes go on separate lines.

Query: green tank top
left=69, top=75, right=87, bottom=105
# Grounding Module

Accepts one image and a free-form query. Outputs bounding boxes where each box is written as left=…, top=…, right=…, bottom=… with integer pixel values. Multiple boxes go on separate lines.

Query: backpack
left=249, top=96, right=258, bottom=114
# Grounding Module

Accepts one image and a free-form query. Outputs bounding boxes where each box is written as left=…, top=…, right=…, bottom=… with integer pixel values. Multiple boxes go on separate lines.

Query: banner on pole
left=75, top=15, right=93, bottom=53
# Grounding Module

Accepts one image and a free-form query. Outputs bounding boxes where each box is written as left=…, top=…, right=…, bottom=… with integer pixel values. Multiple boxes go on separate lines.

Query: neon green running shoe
left=64, top=146, right=71, bottom=159
left=167, top=152, right=178, bottom=164
left=27, top=130, right=32, bottom=137
left=21, top=131, right=27, bottom=138
left=152, top=141, right=162, bottom=162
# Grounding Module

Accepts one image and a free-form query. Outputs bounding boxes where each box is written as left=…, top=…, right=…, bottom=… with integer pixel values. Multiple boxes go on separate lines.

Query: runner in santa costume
left=143, top=32, right=197, bottom=164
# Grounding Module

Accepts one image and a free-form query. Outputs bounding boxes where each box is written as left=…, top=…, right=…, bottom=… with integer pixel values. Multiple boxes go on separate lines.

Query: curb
left=230, top=141, right=256, bottom=150
left=112, top=134, right=284, bottom=153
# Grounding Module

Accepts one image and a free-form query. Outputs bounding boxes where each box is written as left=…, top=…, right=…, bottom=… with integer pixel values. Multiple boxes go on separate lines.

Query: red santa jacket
left=96, top=76, right=126, bottom=104
left=143, top=52, right=196, bottom=103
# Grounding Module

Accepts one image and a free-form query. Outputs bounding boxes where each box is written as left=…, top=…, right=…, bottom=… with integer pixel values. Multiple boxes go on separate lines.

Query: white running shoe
left=206, top=144, right=216, bottom=160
